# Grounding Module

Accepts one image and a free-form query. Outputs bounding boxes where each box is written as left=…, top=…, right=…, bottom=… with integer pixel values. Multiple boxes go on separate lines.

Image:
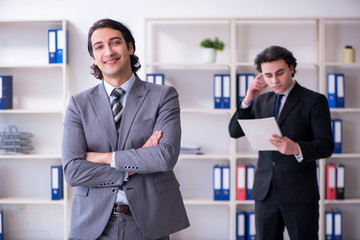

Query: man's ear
left=128, top=42, right=134, bottom=55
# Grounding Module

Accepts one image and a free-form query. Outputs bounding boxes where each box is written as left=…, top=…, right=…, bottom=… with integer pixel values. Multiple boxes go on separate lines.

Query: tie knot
left=111, top=88, right=126, bottom=99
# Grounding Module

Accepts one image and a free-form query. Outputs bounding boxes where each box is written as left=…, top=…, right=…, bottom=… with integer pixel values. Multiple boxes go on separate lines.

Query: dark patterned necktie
left=274, top=94, right=284, bottom=120
left=110, top=88, right=126, bottom=129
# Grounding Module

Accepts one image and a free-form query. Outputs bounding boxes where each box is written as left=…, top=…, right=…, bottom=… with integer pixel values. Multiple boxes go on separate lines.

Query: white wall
left=1, top=0, right=359, bottom=95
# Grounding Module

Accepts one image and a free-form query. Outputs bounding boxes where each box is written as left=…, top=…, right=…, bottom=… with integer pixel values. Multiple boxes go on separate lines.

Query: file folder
left=332, top=119, right=342, bottom=153
left=246, top=165, right=255, bottom=200
left=51, top=165, right=64, bottom=200
left=336, top=73, right=345, bottom=108
left=214, top=74, right=222, bottom=109
left=334, top=211, right=342, bottom=240
left=0, top=75, right=13, bottom=109
left=246, top=211, right=256, bottom=240
left=325, top=211, right=333, bottom=240
left=0, top=210, right=3, bottom=240
left=48, top=29, right=57, bottom=63
left=222, top=74, right=231, bottom=109
left=222, top=166, right=230, bottom=200
left=236, top=211, right=246, bottom=240
left=316, top=164, right=320, bottom=190
left=336, top=164, right=345, bottom=200
left=326, top=164, right=336, bottom=200
left=236, top=165, right=246, bottom=200
left=213, top=165, right=222, bottom=200
left=327, top=73, right=336, bottom=108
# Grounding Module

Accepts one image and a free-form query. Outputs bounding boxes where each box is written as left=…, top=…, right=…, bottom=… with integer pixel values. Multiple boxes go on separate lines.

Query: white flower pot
left=202, top=48, right=217, bottom=63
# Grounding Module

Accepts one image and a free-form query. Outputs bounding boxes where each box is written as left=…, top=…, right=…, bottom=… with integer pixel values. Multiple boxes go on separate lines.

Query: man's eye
left=112, top=41, right=120, bottom=46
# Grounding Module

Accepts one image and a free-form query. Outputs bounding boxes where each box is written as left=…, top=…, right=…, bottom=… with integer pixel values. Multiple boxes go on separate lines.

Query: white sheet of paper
left=238, top=117, right=283, bottom=151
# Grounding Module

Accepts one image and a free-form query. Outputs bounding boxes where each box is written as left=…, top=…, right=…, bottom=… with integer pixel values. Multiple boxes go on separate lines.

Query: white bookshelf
left=145, top=17, right=360, bottom=240
left=0, top=19, right=70, bottom=240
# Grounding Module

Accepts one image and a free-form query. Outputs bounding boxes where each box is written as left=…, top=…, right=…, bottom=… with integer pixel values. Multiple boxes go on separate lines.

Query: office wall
left=0, top=0, right=359, bottom=95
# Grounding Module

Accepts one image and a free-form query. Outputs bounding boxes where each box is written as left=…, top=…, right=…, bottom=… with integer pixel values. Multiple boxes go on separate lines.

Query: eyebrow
left=264, top=68, right=285, bottom=75
left=92, top=36, right=123, bottom=48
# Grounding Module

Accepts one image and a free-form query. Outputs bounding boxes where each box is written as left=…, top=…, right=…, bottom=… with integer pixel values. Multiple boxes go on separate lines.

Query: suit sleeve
left=62, top=96, right=126, bottom=187
left=113, top=86, right=181, bottom=174
left=229, top=103, right=254, bottom=139
left=298, top=94, right=334, bottom=161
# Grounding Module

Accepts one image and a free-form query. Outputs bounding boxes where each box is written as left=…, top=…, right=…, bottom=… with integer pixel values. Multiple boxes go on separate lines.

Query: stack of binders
left=48, top=29, right=68, bottom=64
left=236, top=165, right=255, bottom=201
left=326, top=164, right=345, bottom=200
left=325, top=210, right=342, bottom=239
left=236, top=211, right=256, bottom=240
left=213, top=74, right=231, bottom=109
left=213, top=165, right=230, bottom=201
left=327, top=73, right=345, bottom=108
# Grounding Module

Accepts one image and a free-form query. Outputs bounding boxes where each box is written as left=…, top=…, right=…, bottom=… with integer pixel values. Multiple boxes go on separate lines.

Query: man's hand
left=243, top=73, right=268, bottom=105
left=269, top=134, right=300, bottom=155
left=142, top=130, right=162, bottom=147
left=85, top=130, right=163, bottom=165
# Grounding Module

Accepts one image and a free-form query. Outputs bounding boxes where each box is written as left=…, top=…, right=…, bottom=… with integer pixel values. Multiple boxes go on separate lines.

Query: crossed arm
left=85, top=130, right=163, bottom=165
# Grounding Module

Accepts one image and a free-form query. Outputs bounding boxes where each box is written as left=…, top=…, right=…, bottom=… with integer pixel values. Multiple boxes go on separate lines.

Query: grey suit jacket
left=62, top=76, right=189, bottom=239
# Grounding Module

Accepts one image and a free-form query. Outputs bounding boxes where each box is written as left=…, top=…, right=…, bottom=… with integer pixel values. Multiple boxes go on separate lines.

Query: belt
left=113, top=203, right=132, bottom=216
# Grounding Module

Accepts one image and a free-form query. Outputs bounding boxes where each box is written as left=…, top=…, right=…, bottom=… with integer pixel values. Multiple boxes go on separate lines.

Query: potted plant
left=200, top=37, right=225, bottom=63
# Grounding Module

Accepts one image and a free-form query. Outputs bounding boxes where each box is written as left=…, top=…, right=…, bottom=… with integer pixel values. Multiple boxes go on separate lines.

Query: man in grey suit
left=62, top=18, right=189, bottom=240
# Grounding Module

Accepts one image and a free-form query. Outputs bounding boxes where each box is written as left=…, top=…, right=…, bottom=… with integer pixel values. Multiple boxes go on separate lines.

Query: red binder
left=236, top=165, right=246, bottom=200
left=326, top=164, right=336, bottom=200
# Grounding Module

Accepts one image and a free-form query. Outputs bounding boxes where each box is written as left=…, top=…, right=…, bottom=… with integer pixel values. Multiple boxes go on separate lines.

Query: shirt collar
left=103, top=73, right=136, bottom=97
left=279, top=80, right=296, bottom=98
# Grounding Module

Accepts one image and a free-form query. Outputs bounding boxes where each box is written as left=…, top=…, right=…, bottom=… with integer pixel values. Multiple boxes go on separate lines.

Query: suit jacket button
left=272, top=161, right=276, bottom=166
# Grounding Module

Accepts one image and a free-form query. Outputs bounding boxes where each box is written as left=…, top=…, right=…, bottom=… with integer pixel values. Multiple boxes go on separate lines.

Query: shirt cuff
left=111, top=152, right=116, bottom=168
left=294, top=144, right=304, bottom=162
left=240, top=101, right=251, bottom=109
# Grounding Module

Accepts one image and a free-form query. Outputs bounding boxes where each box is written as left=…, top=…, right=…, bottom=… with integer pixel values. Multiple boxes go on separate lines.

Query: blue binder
left=246, top=211, right=256, bottom=240
left=56, top=29, right=69, bottom=64
left=146, top=73, right=164, bottom=85
left=236, top=211, right=246, bottom=240
left=246, top=165, right=255, bottom=200
left=213, top=165, right=222, bottom=200
left=237, top=74, right=247, bottom=105
left=336, top=73, right=345, bottom=108
left=222, top=74, right=231, bottom=109
left=327, top=73, right=336, bottom=108
left=333, top=211, right=342, bottom=240
left=332, top=119, right=342, bottom=153
left=48, top=29, right=57, bottom=63
left=214, top=74, right=222, bottom=109
left=0, top=76, right=13, bottom=109
left=51, top=165, right=64, bottom=200
left=325, top=211, right=333, bottom=240
left=0, top=210, right=3, bottom=240
left=221, top=166, right=230, bottom=200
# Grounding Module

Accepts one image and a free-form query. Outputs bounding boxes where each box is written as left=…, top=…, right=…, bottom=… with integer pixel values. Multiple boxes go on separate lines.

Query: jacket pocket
left=74, top=186, right=89, bottom=197
left=155, top=178, right=180, bottom=193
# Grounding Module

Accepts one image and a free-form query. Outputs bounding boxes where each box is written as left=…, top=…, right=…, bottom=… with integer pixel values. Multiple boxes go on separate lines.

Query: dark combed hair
left=88, top=18, right=141, bottom=80
left=254, top=46, right=297, bottom=77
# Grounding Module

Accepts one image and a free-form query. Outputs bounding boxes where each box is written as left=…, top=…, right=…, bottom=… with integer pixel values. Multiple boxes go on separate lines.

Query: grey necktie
left=110, top=88, right=126, bottom=129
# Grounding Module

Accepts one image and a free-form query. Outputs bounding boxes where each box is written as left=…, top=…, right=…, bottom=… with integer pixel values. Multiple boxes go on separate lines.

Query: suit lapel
left=278, top=82, right=302, bottom=125
left=89, top=82, right=118, bottom=150
left=117, top=77, right=149, bottom=150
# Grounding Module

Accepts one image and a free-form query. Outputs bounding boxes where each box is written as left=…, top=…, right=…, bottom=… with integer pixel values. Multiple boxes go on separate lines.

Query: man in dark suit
left=229, top=46, right=334, bottom=240
left=62, top=19, right=189, bottom=240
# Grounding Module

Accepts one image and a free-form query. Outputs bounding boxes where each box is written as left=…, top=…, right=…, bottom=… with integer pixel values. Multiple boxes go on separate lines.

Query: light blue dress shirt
left=103, top=73, right=136, bottom=204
